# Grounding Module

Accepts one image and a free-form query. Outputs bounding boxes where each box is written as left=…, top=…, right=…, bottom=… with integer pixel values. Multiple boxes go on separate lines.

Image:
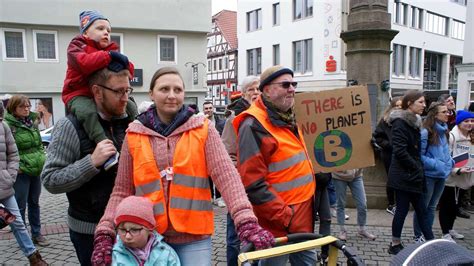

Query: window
left=393, top=2, right=408, bottom=25
left=157, top=35, right=177, bottom=64
left=293, top=39, right=312, bottom=74
left=32, top=30, right=58, bottom=62
left=451, top=20, right=465, bottom=40
left=392, top=44, right=406, bottom=77
left=273, top=44, right=280, bottom=65
left=218, top=58, right=222, bottom=70
left=1, top=28, right=27, bottom=61
left=451, top=0, right=467, bottom=5
left=449, top=56, right=462, bottom=90
left=207, top=59, right=211, bottom=72
left=293, top=0, right=313, bottom=20
left=425, top=12, right=448, bottom=36
left=273, top=3, right=280, bottom=26
left=409, top=47, right=421, bottom=78
left=247, top=48, right=262, bottom=75
left=224, top=56, right=229, bottom=70
left=111, top=33, right=123, bottom=53
left=410, top=7, right=423, bottom=29
left=470, top=82, right=474, bottom=102
left=247, top=9, right=262, bottom=32
left=423, top=51, right=443, bottom=90
left=213, top=59, right=217, bottom=71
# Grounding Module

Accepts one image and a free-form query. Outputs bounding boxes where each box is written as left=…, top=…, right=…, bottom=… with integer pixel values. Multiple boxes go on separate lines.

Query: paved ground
left=1, top=190, right=473, bottom=265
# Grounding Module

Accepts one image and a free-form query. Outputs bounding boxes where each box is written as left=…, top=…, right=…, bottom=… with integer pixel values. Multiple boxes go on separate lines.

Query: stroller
left=391, top=239, right=474, bottom=265
left=238, top=233, right=365, bottom=266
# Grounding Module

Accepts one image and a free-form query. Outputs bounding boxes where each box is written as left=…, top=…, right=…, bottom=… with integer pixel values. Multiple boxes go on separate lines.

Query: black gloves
left=108, top=51, right=129, bottom=72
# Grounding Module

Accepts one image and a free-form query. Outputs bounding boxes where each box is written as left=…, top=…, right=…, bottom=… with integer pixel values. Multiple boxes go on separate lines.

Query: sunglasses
left=269, top=81, right=298, bottom=89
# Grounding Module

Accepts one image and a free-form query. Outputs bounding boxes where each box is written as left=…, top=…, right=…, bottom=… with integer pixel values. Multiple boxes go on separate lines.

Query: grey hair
left=240, top=76, right=259, bottom=93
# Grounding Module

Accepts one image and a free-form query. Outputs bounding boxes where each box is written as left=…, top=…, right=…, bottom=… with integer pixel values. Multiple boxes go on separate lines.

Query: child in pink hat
left=112, top=196, right=180, bottom=266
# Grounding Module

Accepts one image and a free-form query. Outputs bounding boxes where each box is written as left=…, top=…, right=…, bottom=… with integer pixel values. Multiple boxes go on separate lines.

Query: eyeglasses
left=18, top=105, right=31, bottom=109
left=97, top=84, right=133, bottom=97
left=116, top=227, right=147, bottom=236
left=268, top=81, right=298, bottom=89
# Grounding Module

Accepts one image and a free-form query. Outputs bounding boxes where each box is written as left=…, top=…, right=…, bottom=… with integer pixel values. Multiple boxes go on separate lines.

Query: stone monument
left=340, top=0, right=398, bottom=208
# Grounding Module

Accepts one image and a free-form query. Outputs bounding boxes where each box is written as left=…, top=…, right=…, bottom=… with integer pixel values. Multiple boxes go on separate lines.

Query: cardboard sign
left=295, top=86, right=375, bottom=172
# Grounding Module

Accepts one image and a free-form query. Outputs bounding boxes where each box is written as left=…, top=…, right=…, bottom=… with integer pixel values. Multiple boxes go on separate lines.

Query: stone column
left=340, top=0, right=398, bottom=208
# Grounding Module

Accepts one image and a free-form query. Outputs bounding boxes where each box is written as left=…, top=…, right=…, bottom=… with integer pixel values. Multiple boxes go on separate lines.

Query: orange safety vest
left=127, top=120, right=213, bottom=235
left=233, top=97, right=315, bottom=204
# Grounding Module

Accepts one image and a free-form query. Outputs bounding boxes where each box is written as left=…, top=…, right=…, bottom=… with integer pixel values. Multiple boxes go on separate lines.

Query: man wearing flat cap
left=41, top=55, right=133, bottom=266
left=233, top=65, right=316, bottom=265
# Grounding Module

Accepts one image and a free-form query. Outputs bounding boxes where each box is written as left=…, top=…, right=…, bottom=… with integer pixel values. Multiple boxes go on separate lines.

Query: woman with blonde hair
left=374, top=97, right=402, bottom=215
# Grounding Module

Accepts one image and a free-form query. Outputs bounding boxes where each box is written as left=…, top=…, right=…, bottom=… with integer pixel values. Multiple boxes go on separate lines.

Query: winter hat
left=259, top=65, right=294, bottom=91
left=79, top=10, right=108, bottom=34
left=455, top=110, right=474, bottom=125
left=114, top=196, right=156, bottom=230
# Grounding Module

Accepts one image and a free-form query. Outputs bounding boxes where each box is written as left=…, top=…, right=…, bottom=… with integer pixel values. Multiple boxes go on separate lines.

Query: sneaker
left=388, top=243, right=404, bottom=255
left=358, top=229, right=376, bottom=240
left=449, top=230, right=464, bottom=239
left=456, top=208, right=471, bottom=219
left=215, top=197, right=226, bottom=207
left=32, top=235, right=50, bottom=247
left=338, top=230, right=347, bottom=241
left=104, top=152, right=119, bottom=171
left=413, top=235, right=425, bottom=244
left=443, top=234, right=456, bottom=243
left=330, top=208, right=349, bottom=220
left=386, top=205, right=396, bottom=215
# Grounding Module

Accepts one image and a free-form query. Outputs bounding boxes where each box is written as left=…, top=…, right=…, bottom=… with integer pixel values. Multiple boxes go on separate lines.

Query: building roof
left=213, top=10, right=237, bottom=49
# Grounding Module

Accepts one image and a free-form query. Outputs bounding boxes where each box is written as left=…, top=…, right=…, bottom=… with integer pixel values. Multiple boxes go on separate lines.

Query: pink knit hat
left=114, top=196, right=156, bottom=230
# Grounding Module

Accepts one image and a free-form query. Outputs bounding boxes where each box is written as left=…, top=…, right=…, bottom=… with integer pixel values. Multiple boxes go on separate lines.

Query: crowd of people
left=0, top=9, right=473, bottom=266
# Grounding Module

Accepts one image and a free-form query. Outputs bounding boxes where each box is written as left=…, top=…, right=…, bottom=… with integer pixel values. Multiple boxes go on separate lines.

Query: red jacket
left=62, top=35, right=134, bottom=105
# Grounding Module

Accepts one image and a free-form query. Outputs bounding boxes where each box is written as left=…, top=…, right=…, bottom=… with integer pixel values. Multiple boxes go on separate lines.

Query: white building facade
left=0, top=0, right=211, bottom=125
left=237, top=0, right=466, bottom=94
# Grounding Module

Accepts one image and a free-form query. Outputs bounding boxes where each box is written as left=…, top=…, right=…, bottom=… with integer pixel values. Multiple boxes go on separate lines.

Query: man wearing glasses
left=41, top=55, right=133, bottom=266
left=233, top=65, right=316, bottom=265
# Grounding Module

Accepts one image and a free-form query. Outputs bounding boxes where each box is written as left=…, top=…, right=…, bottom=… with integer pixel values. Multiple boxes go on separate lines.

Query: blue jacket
left=420, top=122, right=454, bottom=179
left=112, top=231, right=181, bottom=266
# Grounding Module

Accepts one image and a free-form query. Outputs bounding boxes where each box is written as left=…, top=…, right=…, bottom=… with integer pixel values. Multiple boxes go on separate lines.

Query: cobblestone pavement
left=1, top=190, right=473, bottom=265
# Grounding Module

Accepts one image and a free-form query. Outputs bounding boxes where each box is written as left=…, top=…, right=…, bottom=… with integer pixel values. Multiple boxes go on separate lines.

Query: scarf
left=126, top=232, right=156, bottom=263
left=137, top=104, right=197, bottom=137
left=262, top=95, right=297, bottom=128
left=15, top=115, right=33, bottom=128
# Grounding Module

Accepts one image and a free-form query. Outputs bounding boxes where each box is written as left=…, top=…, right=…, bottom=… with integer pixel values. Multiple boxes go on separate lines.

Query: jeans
left=327, top=178, right=336, bottom=207
left=226, top=213, right=241, bottom=266
left=413, top=177, right=445, bottom=237
left=169, top=237, right=212, bottom=266
left=69, top=229, right=94, bottom=266
left=1, top=195, right=36, bottom=257
left=333, top=177, right=368, bottom=227
left=258, top=249, right=316, bottom=266
left=392, top=189, right=434, bottom=241
left=13, top=173, right=42, bottom=237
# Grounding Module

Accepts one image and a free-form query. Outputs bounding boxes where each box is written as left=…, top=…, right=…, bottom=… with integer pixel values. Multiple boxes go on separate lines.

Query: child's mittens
left=237, top=220, right=275, bottom=250
left=91, top=232, right=114, bottom=266
left=108, top=51, right=129, bottom=72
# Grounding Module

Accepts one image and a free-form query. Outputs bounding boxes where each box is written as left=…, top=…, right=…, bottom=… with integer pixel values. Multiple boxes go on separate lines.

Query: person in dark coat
left=374, top=96, right=402, bottom=215
left=387, top=90, right=434, bottom=255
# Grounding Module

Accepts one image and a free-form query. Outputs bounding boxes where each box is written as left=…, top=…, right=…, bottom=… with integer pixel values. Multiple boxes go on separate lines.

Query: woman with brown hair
left=4, top=95, right=48, bottom=246
left=387, top=90, right=433, bottom=255
left=412, top=101, right=453, bottom=243
left=92, top=67, right=274, bottom=265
